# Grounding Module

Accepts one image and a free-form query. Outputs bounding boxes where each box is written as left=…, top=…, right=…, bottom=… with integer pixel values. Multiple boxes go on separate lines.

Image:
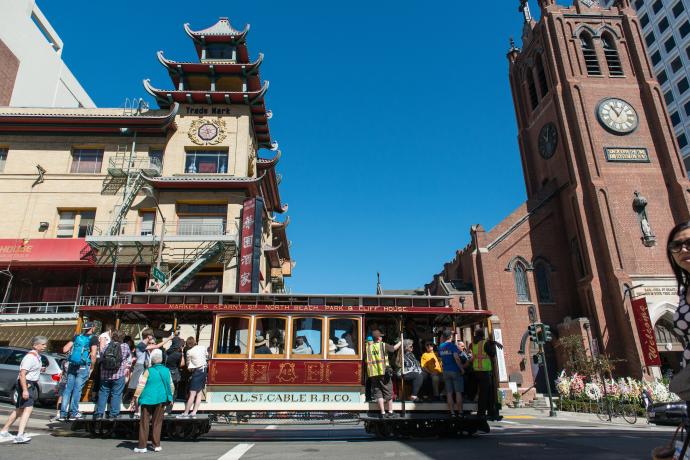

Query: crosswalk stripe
left=218, top=443, right=255, bottom=460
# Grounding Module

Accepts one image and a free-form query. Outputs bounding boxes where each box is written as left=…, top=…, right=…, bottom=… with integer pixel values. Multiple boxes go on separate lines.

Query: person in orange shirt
left=420, top=341, right=443, bottom=400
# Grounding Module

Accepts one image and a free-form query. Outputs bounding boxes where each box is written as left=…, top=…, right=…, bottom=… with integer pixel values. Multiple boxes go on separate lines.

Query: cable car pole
left=399, top=315, right=406, bottom=417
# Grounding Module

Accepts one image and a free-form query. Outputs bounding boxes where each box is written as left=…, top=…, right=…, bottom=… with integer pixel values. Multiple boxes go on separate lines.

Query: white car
left=0, top=347, right=64, bottom=406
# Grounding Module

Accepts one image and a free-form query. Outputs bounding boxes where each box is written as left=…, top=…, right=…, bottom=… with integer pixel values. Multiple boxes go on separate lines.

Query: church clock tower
left=508, top=0, right=690, bottom=376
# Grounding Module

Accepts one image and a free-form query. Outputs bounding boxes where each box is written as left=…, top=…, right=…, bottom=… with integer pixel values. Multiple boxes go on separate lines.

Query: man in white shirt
left=0, top=336, right=48, bottom=444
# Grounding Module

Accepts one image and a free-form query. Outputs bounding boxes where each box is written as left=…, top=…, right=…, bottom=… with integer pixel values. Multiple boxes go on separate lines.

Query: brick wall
left=0, top=39, right=19, bottom=106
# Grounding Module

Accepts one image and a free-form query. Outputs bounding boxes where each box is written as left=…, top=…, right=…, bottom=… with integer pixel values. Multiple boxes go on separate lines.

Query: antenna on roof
left=376, top=272, right=382, bottom=295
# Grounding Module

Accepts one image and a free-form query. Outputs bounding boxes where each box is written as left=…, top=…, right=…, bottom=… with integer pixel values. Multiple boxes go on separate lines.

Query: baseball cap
left=82, top=321, right=95, bottom=330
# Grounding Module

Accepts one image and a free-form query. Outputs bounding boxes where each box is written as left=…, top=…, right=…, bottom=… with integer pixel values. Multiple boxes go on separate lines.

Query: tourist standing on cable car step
left=439, top=329, right=466, bottom=417
left=177, top=337, right=208, bottom=419
left=365, top=329, right=402, bottom=419
left=471, top=329, right=503, bottom=417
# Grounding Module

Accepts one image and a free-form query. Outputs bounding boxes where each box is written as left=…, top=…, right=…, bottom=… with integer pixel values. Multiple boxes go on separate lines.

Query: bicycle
left=595, top=397, right=638, bottom=424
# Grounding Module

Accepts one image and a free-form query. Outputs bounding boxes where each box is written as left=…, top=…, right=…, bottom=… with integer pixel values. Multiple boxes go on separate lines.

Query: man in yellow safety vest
left=471, top=329, right=502, bottom=417
left=365, top=329, right=402, bottom=418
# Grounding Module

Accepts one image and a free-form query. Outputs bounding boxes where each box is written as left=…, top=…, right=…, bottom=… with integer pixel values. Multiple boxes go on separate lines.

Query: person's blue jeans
left=60, top=364, right=90, bottom=417
left=95, top=376, right=125, bottom=417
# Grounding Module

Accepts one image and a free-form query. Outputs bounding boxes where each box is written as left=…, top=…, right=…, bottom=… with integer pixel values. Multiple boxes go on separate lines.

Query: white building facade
left=0, top=0, right=94, bottom=108
left=602, top=0, right=690, bottom=170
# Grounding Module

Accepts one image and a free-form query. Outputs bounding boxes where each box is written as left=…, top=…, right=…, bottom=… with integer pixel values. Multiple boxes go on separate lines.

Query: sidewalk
left=502, top=406, right=653, bottom=426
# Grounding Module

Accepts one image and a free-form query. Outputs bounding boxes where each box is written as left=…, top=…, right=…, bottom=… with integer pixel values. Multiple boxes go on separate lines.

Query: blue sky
left=41, top=0, right=533, bottom=294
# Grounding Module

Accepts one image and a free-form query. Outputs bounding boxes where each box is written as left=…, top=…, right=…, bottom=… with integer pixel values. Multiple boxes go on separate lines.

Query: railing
left=0, top=302, right=79, bottom=315
left=79, top=295, right=128, bottom=306
left=108, top=156, right=162, bottom=176
left=87, top=220, right=236, bottom=238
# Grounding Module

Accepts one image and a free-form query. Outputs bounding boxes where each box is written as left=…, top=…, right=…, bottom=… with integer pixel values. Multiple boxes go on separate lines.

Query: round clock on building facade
left=538, top=122, right=558, bottom=159
left=198, top=123, right=219, bottom=141
left=597, top=97, right=639, bottom=134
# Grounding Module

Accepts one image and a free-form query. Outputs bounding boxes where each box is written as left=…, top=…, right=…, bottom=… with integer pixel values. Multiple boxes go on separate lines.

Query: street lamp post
left=142, top=186, right=166, bottom=285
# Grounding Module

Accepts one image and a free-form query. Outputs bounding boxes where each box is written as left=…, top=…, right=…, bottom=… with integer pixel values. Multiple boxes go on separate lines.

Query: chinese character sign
left=630, top=296, right=661, bottom=367
left=237, top=198, right=264, bottom=293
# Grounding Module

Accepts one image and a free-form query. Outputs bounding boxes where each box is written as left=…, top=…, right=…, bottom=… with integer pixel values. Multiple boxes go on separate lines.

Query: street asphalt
left=0, top=402, right=679, bottom=459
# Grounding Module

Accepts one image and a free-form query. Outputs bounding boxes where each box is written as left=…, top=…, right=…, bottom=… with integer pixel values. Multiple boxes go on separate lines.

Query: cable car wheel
left=86, top=420, right=114, bottom=438
left=166, top=420, right=201, bottom=440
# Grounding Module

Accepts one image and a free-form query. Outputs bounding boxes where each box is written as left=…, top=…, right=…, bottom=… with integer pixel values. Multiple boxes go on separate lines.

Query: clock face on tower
left=198, top=123, right=218, bottom=141
left=597, top=98, right=639, bottom=134
left=538, top=122, right=558, bottom=159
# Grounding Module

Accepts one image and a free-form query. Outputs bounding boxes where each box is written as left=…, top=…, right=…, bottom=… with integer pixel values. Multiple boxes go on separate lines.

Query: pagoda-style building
left=0, top=17, right=293, bottom=349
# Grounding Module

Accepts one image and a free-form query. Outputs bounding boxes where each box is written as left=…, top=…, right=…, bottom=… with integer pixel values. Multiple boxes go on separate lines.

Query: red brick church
left=426, top=0, right=690, bottom=391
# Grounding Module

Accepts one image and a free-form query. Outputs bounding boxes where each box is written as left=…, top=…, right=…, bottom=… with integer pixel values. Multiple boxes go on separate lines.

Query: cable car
left=72, top=292, right=501, bottom=439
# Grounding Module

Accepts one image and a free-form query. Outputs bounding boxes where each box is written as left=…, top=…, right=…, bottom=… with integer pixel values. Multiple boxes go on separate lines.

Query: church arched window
left=580, top=33, right=602, bottom=76
left=602, top=33, right=624, bottom=76
left=514, top=262, right=531, bottom=302
left=527, top=71, right=539, bottom=110
left=536, top=55, right=549, bottom=97
left=534, top=261, right=553, bottom=303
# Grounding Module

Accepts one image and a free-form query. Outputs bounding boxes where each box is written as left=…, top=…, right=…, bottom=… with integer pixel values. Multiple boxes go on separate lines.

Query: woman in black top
left=165, top=337, right=185, bottom=400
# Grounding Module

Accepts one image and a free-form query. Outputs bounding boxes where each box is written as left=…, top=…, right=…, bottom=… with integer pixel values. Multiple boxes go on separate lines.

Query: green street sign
left=152, top=267, right=166, bottom=283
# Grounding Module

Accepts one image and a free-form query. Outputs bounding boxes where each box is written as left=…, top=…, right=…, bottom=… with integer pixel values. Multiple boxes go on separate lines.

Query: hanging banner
left=630, top=296, right=661, bottom=367
left=237, top=197, right=264, bottom=293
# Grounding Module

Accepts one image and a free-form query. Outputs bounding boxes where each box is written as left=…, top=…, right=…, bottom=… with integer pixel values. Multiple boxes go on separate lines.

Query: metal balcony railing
left=87, top=220, right=234, bottom=238
left=108, top=156, right=162, bottom=177
left=0, top=302, right=79, bottom=315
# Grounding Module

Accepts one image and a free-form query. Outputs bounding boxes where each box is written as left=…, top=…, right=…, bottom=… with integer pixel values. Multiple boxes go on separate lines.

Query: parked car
left=647, top=401, right=687, bottom=425
left=0, top=346, right=65, bottom=406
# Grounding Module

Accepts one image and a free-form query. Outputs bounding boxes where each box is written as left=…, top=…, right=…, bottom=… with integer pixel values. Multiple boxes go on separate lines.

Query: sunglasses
left=669, top=238, right=690, bottom=253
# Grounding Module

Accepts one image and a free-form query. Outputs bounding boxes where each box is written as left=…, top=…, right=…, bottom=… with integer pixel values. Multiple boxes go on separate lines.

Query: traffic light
left=532, top=353, right=543, bottom=365
left=528, top=323, right=537, bottom=342
left=543, top=324, right=553, bottom=342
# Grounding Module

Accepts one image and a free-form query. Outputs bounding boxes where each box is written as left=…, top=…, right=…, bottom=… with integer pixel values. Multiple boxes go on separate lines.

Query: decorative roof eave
left=144, top=173, right=264, bottom=194
left=263, top=243, right=283, bottom=268
left=271, top=219, right=291, bottom=260
left=0, top=103, right=179, bottom=135
left=271, top=215, right=290, bottom=229
left=143, top=79, right=272, bottom=148
left=184, top=19, right=250, bottom=42
left=157, top=51, right=263, bottom=74
left=260, top=165, right=286, bottom=214
left=143, top=79, right=268, bottom=104
left=257, top=150, right=281, bottom=170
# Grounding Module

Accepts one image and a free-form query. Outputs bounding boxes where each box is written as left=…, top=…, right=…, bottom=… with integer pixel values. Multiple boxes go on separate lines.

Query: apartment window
left=672, top=56, right=684, bottom=73
left=148, top=148, right=163, bottom=170
left=684, top=99, right=690, bottom=116
left=0, top=148, right=6, bottom=173
left=666, top=89, right=675, bottom=104
left=659, top=17, right=670, bottom=33
left=679, top=133, right=689, bottom=148
left=665, top=36, right=676, bottom=53
left=652, top=50, right=662, bottom=65
left=176, top=203, right=227, bottom=236
left=681, top=21, right=690, bottom=38
left=635, top=0, right=644, bottom=9
left=57, top=210, right=96, bottom=238
left=646, top=31, right=656, bottom=47
left=658, top=70, right=669, bottom=84
left=185, top=150, right=228, bottom=174
left=679, top=77, right=690, bottom=94
left=140, top=211, right=156, bottom=236
left=70, top=149, right=103, bottom=174
left=641, top=13, right=650, bottom=27
left=671, top=111, right=682, bottom=126
left=673, top=1, right=685, bottom=17
left=653, top=0, right=663, bottom=14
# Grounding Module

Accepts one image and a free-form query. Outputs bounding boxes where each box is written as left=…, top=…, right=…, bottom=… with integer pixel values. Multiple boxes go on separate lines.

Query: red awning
left=0, top=239, right=94, bottom=266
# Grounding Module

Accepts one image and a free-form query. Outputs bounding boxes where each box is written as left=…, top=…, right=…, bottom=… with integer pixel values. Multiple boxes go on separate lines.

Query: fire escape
left=85, top=144, right=238, bottom=293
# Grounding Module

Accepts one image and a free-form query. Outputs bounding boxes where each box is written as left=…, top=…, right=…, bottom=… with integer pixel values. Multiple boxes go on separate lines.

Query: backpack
left=101, top=342, right=123, bottom=371
left=68, top=334, right=91, bottom=366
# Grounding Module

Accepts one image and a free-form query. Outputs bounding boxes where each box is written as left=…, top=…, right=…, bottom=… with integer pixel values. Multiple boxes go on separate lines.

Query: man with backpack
left=59, top=322, right=98, bottom=421
left=94, top=330, right=131, bottom=420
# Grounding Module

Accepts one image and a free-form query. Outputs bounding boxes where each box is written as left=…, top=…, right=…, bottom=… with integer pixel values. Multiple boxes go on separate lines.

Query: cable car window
left=430, top=299, right=446, bottom=307
left=396, top=298, right=412, bottom=307
left=291, top=317, right=322, bottom=357
left=215, top=316, right=250, bottom=356
left=254, top=317, right=286, bottom=357
left=328, top=318, right=359, bottom=358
